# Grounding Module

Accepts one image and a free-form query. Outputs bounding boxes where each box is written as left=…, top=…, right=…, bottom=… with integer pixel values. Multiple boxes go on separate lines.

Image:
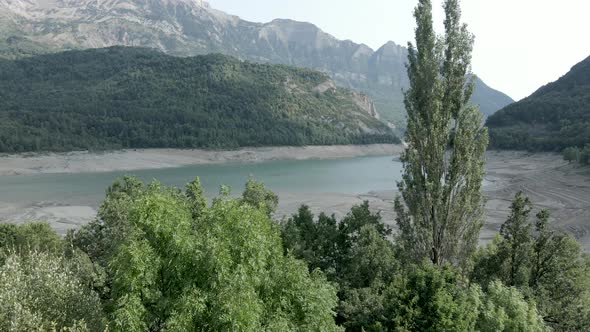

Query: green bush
left=0, top=252, right=106, bottom=331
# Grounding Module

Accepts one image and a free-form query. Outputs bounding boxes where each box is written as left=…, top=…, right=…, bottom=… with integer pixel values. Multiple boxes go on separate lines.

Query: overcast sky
left=209, top=0, right=590, bottom=101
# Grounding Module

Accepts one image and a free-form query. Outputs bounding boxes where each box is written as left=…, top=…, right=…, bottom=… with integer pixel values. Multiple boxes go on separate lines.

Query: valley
left=0, top=0, right=589, bottom=329
left=0, top=0, right=513, bottom=127
left=1, top=149, right=588, bottom=251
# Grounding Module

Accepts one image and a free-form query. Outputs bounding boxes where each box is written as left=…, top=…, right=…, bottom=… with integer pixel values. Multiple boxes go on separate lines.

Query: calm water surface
left=0, top=156, right=403, bottom=207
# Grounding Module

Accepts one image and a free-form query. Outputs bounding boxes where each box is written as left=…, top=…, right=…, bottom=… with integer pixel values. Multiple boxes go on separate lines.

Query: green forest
left=487, top=56, right=590, bottom=152
left=0, top=47, right=398, bottom=152
left=1, top=178, right=588, bottom=331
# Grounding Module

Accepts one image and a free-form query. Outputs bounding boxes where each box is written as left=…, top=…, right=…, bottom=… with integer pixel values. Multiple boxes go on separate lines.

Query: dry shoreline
left=0, top=144, right=404, bottom=176
left=1, top=149, right=589, bottom=251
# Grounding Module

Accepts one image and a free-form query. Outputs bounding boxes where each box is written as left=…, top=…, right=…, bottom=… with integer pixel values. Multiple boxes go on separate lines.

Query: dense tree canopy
left=471, top=192, right=590, bottom=331
left=0, top=251, right=106, bottom=331
left=9, top=176, right=590, bottom=331
left=0, top=223, right=107, bottom=331
left=70, top=177, right=341, bottom=331
left=0, top=47, right=399, bottom=153
left=281, top=199, right=550, bottom=331
left=487, top=56, right=590, bottom=151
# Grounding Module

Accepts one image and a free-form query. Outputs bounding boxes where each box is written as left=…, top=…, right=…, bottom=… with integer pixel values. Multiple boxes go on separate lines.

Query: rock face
left=351, top=92, right=380, bottom=120
left=0, top=0, right=513, bottom=126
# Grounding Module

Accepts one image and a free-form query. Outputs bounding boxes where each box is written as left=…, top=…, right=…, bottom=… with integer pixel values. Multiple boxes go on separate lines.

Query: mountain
left=0, top=47, right=398, bottom=152
left=487, top=56, right=590, bottom=151
left=471, top=76, right=514, bottom=117
left=0, top=0, right=513, bottom=128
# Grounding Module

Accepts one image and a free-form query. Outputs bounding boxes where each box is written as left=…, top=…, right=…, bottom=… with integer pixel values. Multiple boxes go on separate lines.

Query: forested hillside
left=0, top=0, right=513, bottom=128
left=0, top=47, right=398, bottom=152
left=487, top=56, right=590, bottom=151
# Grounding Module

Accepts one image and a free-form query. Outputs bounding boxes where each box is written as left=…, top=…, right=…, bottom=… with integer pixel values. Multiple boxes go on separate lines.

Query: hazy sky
left=209, top=0, right=590, bottom=101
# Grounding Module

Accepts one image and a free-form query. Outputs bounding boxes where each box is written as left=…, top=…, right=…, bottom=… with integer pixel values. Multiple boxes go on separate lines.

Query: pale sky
left=209, top=0, right=590, bottom=101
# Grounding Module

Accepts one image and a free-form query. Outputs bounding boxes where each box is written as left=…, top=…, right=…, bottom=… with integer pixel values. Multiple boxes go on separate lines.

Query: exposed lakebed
left=0, top=150, right=589, bottom=251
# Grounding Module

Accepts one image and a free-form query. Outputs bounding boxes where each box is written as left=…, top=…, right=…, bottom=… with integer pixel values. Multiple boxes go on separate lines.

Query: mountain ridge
left=487, top=56, right=590, bottom=151
left=0, top=0, right=513, bottom=127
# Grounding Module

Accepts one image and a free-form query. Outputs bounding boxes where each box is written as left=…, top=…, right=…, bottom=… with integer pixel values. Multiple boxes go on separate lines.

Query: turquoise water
left=0, top=156, right=404, bottom=207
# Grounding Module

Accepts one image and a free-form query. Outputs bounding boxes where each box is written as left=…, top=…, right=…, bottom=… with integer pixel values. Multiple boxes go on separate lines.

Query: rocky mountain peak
left=0, top=0, right=513, bottom=125
left=0, top=0, right=212, bottom=22
left=375, top=41, right=405, bottom=57
left=260, top=19, right=339, bottom=50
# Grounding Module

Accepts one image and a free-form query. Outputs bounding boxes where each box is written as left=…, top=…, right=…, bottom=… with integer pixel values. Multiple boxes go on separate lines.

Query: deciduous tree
left=471, top=192, right=590, bottom=331
left=79, top=178, right=341, bottom=331
left=394, top=0, right=489, bottom=266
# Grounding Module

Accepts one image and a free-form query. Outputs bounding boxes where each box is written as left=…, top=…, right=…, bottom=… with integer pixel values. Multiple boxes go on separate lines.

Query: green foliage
left=0, top=222, right=64, bottom=257
left=562, top=144, right=590, bottom=165
left=487, top=56, right=590, bottom=151
left=185, top=177, right=207, bottom=219
left=72, top=177, right=341, bottom=331
left=5, top=178, right=584, bottom=332
left=476, top=280, right=547, bottom=332
left=335, top=203, right=398, bottom=319
left=562, top=146, right=580, bottom=163
left=582, top=144, right=590, bottom=164
left=282, top=202, right=393, bottom=284
left=282, top=199, right=551, bottom=332
left=281, top=202, right=397, bottom=330
left=0, top=251, right=106, bottom=331
left=337, top=225, right=399, bottom=331
left=0, top=223, right=108, bottom=331
left=383, top=265, right=545, bottom=332
left=499, top=192, right=534, bottom=286
left=384, top=264, right=480, bottom=331
left=241, top=177, right=279, bottom=216
left=394, top=0, right=488, bottom=267
left=0, top=47, right=399, bottom=153
left=72, top=176, right=144, bottom=267
left=471, top=192, right=590, bottom=331
left=281, top=206, right=340, bottom=276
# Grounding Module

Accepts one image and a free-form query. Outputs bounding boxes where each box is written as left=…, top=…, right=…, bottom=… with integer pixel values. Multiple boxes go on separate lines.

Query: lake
left=0, top=155, right=404, bottom=208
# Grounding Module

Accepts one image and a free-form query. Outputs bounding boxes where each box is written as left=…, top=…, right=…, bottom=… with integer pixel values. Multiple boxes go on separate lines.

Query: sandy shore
left=1, top=149, right=589, bottom=251
left=0, top=144, right=404, bottom=176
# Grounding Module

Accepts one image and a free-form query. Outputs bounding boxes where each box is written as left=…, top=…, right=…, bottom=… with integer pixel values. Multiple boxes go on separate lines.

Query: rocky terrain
left=0, top=0, right=513, bottom=126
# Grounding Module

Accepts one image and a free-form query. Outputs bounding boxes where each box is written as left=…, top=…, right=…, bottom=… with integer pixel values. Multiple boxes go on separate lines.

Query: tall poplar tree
left=394, top=0, right=488, bottom=266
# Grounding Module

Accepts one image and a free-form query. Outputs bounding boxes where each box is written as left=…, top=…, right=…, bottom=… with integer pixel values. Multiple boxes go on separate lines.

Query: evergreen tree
left=394, top=0, right=489, bottom=266
left=499, top=192, right=534, bottom=286
left=471, top=193, right=590, bottom=331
